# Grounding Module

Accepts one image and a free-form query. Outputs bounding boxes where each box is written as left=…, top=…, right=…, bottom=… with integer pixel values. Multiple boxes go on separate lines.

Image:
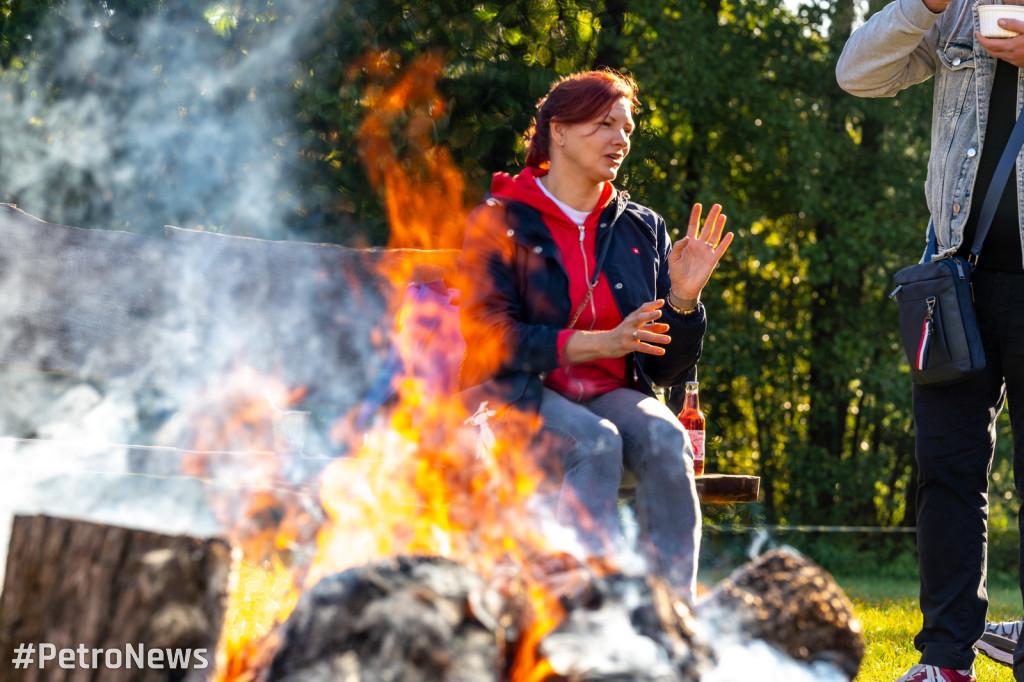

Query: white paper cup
left=979, top=4, right=1024, bottom=38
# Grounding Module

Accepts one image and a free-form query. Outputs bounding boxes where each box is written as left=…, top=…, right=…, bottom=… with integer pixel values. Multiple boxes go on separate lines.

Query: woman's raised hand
left=667, top=203, right=734, bottom=302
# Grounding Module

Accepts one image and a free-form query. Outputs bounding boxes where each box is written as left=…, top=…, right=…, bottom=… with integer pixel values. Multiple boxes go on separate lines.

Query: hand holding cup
left=979, top=4, right=1024, bottom=37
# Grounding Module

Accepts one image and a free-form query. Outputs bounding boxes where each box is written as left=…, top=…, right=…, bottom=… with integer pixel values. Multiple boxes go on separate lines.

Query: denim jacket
left=836, top=0, right=1024, bottom=265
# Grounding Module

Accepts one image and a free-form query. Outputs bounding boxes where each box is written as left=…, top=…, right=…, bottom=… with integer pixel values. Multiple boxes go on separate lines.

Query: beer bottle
left=677, top=381, right=706, bottom=476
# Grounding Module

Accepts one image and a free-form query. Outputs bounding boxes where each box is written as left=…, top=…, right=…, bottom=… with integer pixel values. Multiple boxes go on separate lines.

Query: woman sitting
left=457, top=68, right=734, bottom=600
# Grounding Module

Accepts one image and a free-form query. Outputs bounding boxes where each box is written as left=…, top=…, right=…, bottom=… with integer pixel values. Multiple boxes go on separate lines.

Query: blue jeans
left=910, top=269, right=1024, bottom=677
left=536, top=386, right=701, bottom=599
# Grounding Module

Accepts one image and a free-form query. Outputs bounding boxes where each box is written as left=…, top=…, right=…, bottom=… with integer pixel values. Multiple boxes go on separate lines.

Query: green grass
left=838, top=576, right=1019, bottom=681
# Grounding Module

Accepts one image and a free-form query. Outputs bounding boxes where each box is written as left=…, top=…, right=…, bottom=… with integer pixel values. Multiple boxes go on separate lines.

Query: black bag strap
left=972, top=104, right=1024, bottom=264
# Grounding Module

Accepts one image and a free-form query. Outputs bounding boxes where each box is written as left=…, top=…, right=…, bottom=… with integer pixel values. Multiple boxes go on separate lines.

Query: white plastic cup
left=273, top=410, right=310, bottom=454
left=979, top=4, right=1024, bottom=38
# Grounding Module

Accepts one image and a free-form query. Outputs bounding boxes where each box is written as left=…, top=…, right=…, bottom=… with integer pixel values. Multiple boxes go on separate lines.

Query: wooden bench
left=0, top=203, right=758, bottom=503
left=620, top=474, right=760, bottom=505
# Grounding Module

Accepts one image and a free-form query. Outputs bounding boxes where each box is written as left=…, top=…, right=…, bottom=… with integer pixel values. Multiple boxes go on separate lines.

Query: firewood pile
left=265, top=556, right=507, bottom=682
left=262, top=549, right=862, bottom=682
left=0, top=514, right=862, bottom=682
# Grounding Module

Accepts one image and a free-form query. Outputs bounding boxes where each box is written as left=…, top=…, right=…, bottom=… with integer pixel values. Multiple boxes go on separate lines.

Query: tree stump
left=0, top=514, right=232, bottom=681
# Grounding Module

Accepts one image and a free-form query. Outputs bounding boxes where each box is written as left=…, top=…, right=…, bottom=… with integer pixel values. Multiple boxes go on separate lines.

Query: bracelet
left=667, top=291, right=699, bottom=315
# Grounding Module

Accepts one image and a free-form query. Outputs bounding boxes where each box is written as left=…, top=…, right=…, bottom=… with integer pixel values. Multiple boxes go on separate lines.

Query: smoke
left=0, top=0, right=335, bottom=237
left=0, top=0, right=373, bottom=579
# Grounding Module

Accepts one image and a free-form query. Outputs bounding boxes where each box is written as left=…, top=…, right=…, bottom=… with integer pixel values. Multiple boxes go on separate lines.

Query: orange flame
left=355, top=49, right=467, bottom=254
left=311, top=379, right=581, bottom=681
left=202, top=53, right=620, bottom=682
left=178, top=368, right=313, bottom=682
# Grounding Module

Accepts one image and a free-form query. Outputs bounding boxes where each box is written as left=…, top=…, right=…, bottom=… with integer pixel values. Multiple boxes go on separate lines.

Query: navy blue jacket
left=458, top=188, right=705, bottom=414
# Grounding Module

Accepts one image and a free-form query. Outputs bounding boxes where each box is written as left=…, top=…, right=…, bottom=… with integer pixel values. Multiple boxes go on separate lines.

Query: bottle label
left=687, top=429, right=705, bottom=462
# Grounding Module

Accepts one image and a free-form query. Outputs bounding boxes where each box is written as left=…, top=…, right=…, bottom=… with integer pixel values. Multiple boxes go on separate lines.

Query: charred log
left=266, top=556, right=507, bottom=682
left=264, top=549, right=864, bottom=682
left=269, top=553, right=715, bottom=682
left=538, top=571, right=712, bottom=682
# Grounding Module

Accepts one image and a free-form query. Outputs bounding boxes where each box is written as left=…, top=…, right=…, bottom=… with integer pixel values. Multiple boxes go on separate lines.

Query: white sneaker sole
left=976, top=634, right=1014, bottom=666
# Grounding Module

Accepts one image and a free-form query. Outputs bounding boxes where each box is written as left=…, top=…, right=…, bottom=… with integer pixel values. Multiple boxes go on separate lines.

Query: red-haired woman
left=458, top=69, right=734, bottom=601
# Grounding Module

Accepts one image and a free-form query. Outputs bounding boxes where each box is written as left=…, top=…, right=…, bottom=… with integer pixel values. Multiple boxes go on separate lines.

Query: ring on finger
left=632, top=330, right=639, bottom=341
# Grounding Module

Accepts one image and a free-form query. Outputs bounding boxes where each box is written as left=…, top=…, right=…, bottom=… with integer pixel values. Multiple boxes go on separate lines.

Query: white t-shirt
left=536, top=177, right=591, bottom=226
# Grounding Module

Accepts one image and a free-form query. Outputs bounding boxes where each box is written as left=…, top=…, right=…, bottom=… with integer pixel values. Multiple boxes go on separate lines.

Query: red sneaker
left=894, top=665, right=976, bottom=682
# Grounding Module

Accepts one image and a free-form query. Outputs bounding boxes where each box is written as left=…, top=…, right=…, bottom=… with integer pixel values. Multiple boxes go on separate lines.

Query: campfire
left=161, top=360, right=862, bottom=682
left=0, top=186, right=866, bottom=682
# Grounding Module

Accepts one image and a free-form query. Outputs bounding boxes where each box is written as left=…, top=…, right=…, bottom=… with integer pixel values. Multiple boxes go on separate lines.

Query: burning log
left=535, top=566, right=712, bottom=681
left=265, top=556, right=507, bottom=682
left=0, top=514, right=232, bottom=682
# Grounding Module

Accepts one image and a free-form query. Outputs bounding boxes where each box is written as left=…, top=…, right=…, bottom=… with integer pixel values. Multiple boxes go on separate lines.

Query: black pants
left=911, top=269, right=1024, bottom=676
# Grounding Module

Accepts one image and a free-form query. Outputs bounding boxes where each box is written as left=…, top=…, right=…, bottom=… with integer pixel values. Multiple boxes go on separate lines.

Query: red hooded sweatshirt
left=490, top=167, right=629, bottom=402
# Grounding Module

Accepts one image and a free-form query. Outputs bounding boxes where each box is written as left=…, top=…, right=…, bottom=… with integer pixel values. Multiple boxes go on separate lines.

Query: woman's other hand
left=668, top=203, right=734, bottom=302
left=564, top=300, right=671, bottom=362
left=618, top=300, right=671, bottom=356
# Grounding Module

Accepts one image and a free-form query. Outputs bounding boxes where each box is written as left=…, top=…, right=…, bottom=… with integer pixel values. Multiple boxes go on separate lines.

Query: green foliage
left=0, top=1, right=52, bottom=67
left=0, top=1, right=600, bottom=242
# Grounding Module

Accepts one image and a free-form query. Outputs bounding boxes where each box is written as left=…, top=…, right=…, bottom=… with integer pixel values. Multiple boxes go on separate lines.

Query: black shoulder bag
left=890, top=106, right=1024, bottom=386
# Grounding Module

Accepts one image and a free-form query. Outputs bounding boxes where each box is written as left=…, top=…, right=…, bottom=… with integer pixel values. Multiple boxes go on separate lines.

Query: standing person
left=456, top=69, right=734, bottom=601
left=837, top=1, right=1024, bottom=681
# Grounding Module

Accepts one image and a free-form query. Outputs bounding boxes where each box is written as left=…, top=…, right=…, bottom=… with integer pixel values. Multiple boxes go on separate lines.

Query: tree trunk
left=0, top=514, right=231, bottom=682
left=594, top=0, right=628, bottom=70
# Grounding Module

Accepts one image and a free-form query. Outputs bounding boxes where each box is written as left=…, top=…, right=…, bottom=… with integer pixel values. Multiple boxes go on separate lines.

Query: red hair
left=524, top=69, right=640, bottom=169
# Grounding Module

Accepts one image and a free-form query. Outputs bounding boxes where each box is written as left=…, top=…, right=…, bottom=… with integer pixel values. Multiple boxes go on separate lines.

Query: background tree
left=611, top=0, right=921, bottom=528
